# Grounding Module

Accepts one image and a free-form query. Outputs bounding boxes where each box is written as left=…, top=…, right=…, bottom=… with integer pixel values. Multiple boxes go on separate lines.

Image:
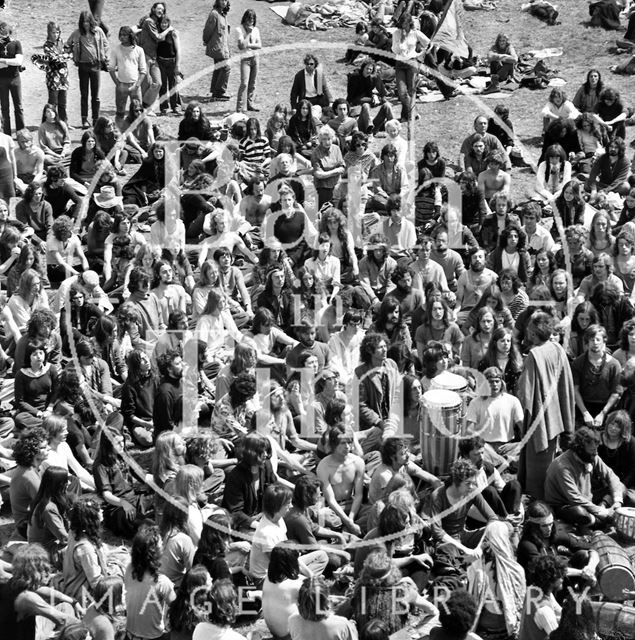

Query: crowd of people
left=1, top=0, right=635, bottom=640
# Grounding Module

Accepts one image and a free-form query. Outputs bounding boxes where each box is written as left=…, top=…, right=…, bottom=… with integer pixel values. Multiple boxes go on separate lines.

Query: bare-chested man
left=316, top=426, right=365, bottom=536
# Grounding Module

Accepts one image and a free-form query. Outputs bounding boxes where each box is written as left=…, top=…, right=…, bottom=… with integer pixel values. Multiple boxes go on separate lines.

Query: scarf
left=467, top=521, right=526, bottom=635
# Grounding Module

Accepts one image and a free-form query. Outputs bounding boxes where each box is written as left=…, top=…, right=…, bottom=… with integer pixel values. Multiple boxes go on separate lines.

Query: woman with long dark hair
left=534, top=144, right=571, bottom=203
left=66, top=10, right=109, bottom=129
left=528, top=248, right=557, bottom=293
left=62, top=495, right=108, bottom=600
left=5, top=243, right=48, bottom=298
left=168, top=566, right=211, bottom=640
left=478, top=326, right=523, bottom=396
left=573, top=112, right=606, bottom=174
left=26, top=465, right=69, bottom=563
left=122, top=143, right=166, bottom=206
left=178, top=101, right=213, bottom=141
left=38, top=103, right=71, bottom=167
left=463, top=283, right=514, bottom=335
left=457, top=170, right=491, bottom=230
left=159, top=496, right=196, bottom=588
left=572, top=68, right=604, bottom=113
left=125, top=524, right=176, bottom=640
left=414, top=296, right=463, bottom=362
left=69, top=130, right=105, bottom=188
left=553, top=179, right=586, bottom=235
left=486, top=223, right=531, bottom=283
left=287, top=98, right=319, bottom=157
left=192, top=511, right=237, bottom=581
left=120, top=349, right=156, bottom=448
left=93, top=115, right=127, bottom=172
left=461, top=306, right=495, bottom=369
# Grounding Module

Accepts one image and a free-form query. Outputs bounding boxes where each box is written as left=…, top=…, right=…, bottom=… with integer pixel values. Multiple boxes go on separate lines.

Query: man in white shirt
left=521, top=201, right=555, bottom=265
left=109, top=26, right=147, bottom=119
left=327, top=310, right=364, bottom=387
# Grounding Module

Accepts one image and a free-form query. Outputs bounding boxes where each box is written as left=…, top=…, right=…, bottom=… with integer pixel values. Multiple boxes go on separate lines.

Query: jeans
left=395, top=60, right=418, bottom=121
left=115, top=81, right=141, bottom=118
left=142, top=56, right=161, bottom=109
left=77, top=62, right=101, bottom=122
left=237, top=55, right=258, bottom=110
left=356, top=101, right=394, bottom=133
left=0, top=74, right=24, bottom=135
left=210, top=56, right=230, bottom=96
left=158, top=56, right=181, bottom=111
left=47, top=88, right=67, bottom=122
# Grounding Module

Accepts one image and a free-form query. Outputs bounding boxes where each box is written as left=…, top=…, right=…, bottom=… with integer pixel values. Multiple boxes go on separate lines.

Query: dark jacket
left=486, top=246, right=531, bottom=283
left=354, top=358, right=400, bottom=432
left=290, top=66, right=332, bottom=111
left=153, top=376, right=182, bottom=438
left=221, top=460, right=276, bottom=530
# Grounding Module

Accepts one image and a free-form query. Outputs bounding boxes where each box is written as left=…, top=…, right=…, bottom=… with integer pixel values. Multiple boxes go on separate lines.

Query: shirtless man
left=477, top=151, right=511, bottom=200
left=316, top=427, right=365, bottom=536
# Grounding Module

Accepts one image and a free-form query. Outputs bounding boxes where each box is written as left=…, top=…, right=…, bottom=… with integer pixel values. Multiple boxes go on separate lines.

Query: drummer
left=544, top=427, right=623, bottom=531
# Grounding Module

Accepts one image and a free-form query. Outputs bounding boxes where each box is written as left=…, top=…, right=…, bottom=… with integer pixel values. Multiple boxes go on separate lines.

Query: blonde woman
left=152, top=431, right=186, bottom=521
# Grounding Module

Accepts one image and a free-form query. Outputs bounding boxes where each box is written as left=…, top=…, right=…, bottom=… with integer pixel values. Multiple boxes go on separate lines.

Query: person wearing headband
left=517, top=500, right=600, bottom=585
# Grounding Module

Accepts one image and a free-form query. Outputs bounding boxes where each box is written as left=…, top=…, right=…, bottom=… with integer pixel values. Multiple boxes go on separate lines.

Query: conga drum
left=431, top=371, right=471, bottom=428
left=616, top=507, right=635, bottom=542
left=591, top=601, right=635, bottom=639
left=420, top=389, right=463, bottom=477
left=592, top=533, right=635, bottom=602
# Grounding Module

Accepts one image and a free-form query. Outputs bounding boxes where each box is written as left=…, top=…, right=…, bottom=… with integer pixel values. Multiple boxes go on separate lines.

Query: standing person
left=137, top=2, right=170, bottom=115
left=32, top=21, right=71, bottom=123
left=109, top=26, right=147, bottom=122
left=517, top=312, right=575, bottom=500
left=0, top=22, right=24, bottom=136
left=156, top=15, right=181, bottom=115
left=391, top=14, right=429, bottom=123
left=67, top=10, right=109, bottom=129
left=203, top=0, right=231, bottom=102
left=236, top=9, right=261, bottom=113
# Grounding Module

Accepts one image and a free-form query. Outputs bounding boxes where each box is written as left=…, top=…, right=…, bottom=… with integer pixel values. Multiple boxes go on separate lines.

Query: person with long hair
left=517, top=500, right=599, bottom=581
left=83, top=576, right=126, bottom=640
left=573, top=68, right=604, bottom=113
left=597, top=409, right=635, bottom=503
left=69, top=130, right=106, bottom=188
left=46, top=214, right=89, bottom=284
left=573, top=112, right=606, bottom=173
left=93, top=115, right=128, bottom=172
left=196, top=289, right=245, bottom=364
left=15, top=182, right=54, bottom=246
left=553, top=180, right=586, bottom=236
left=159, top=496, right=196, bottom=588
left=414, top=296, right=462, bottom=362
left=177, top=101, right=212, bottom=141
left=612, top=228, right=635, bottom=295
left=168, top=566, right=211, bottom=640
left=587, top=136, right=630, bottom=196
left=287, top=98, right=319, bottom=158
left=38, top=103, right=71, bottom=167
left=198, top=209, right=257, bottom=267
left=14, top=129, right=45, bottom=191
left=5, top=243, right=47, bottom=300
left=541, top=87, right=580, bottom=133
left=369, top=295, right=412, bottom=349
left=122, top=143, right=166, bottom=206
left=192, top=579, right=246, bottom=640
left=62, top=495, right=108, bottom=600
left=344, top=550, right=437, bottom=635
left=125, top=524, right=176, bottom=640
left=528, top=249, right=557, bottom=294
left=534, top=144, right=572, bottom=202
left=567, top=301, right=598, bottom=361
left=588, top=209, right=616, bottom=258
left=464, top=283, right=514, bottom=335
left=578, top=253, right=623, bottom=299
left=0, top=544, right=79, bottom=636
left=235, top=9, right=261, bottom=113
left=120, top=349, right=156, bottom=447
left=486, top=223, right=531, bottom=283
left=555, top=225, right=593, bottom=288
left=550, top=596, right=598, bottom=640
left=461, top=306, right=495, bottom=369
left=26, top=465, right=68, bottom=562
left=203, top=0, right=231, bottom=101
left=151, top=429, right=186, bottom=519
left=93, top=423, right=151, bottom=536
left=317, top=208, right=358, bottom=287
left=124, top=97, right=155, bottom=155
left=478, top=326, right=523, bottom=396
left=66, top=10, right=109, bottom=129
left=32, top=21, right=71, bottom=123
left=2, top=269, right=49, bottom=347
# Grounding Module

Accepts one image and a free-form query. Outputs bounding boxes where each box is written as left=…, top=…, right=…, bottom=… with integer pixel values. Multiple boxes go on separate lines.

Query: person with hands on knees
left=545, top=426, right=623, bottom=530
left=428, top=458, right=499, bottom=559
left=316, top=426, right=366, bottom=537
left=571, top=324, right=622, bottom=428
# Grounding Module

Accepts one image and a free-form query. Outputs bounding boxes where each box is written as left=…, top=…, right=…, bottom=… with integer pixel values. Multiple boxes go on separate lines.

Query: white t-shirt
left=193, top=623, right=247, bottom=640
left=466, top=393, right=523, bottom=443
left=249, top=516, right=286, bottom=579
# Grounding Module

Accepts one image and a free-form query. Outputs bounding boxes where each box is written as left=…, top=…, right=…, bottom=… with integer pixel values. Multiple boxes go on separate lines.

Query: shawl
left=516, top=340, right=575, bottom=453
left=467, top=521, right=526, bottom=635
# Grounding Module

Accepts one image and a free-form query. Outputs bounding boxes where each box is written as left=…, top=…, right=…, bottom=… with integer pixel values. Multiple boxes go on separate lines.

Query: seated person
left=316, top=426, right=366, bottom=536
left=368, top=436, right=441, bottom=505
left=477, top=152, right=511, bottom=201
left=381, top=194, right=417, bottom=262
left=327, top=98, right=358, bottom=152
left=358, top=233, right=398, bottom=307
left=545, top=426, right=623, bottom=528
left=586, top=137, right=630, bottom=196
left=457, top=434, right=523, bottom=526
left=59, top=284, right=103, bottom=357
left=428, top=458, right=498, bottom=555
left=458, top=115, right=511, bottom=173
left=429, top=589, right=482, bottom=640
left=346, top=58, right=394, bottom=134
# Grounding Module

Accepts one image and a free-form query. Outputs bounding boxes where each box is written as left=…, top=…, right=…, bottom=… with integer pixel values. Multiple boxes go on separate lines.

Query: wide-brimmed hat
left=93, top=185, right=123, bottom=208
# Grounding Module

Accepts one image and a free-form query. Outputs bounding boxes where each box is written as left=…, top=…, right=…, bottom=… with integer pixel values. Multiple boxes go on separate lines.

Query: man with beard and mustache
left=387, top=265, right=424, bottom=334
left=285, top=317, right=330, bottom=377
left=430, top=225, right=465, bottom=293
left=571, top=324, right=622, bottom=428
left=359, top=233, right=397, bottom=309
left=545, top=426, right=623, bottom=529
left=153, top=348, right=183, bottom=438
left=456, top=247, right=497, bottom=327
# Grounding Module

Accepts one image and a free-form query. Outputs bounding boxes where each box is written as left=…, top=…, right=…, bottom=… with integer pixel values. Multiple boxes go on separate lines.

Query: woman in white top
left=541, top=87, right=580, bottom=133
left=534, top=144, right=572, bottom=203
left=150, top=201, right=186, bottom=255
left=46, top=214, right=89, bottom=284
left=236, top=9, right=262, bottom=113
left=43, top=414, right=95, bottom=492
left=195, top=289, right=244, bottom=361
left=391, top=14, right=429, bottom=122
left=198, top=209, right=258, bottom=268
left=193, top=579, right=247, bottom=640
left=2, top=268, right=49, bottom=344
left=304, top=233, right=341, bottom=304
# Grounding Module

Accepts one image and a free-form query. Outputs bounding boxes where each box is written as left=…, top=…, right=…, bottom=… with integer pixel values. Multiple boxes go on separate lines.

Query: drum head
left=423, top=389, right=462, bottom=409
left=431, top=371, right=469, bottom=393
left=617, top=507, right=635, bottom=517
